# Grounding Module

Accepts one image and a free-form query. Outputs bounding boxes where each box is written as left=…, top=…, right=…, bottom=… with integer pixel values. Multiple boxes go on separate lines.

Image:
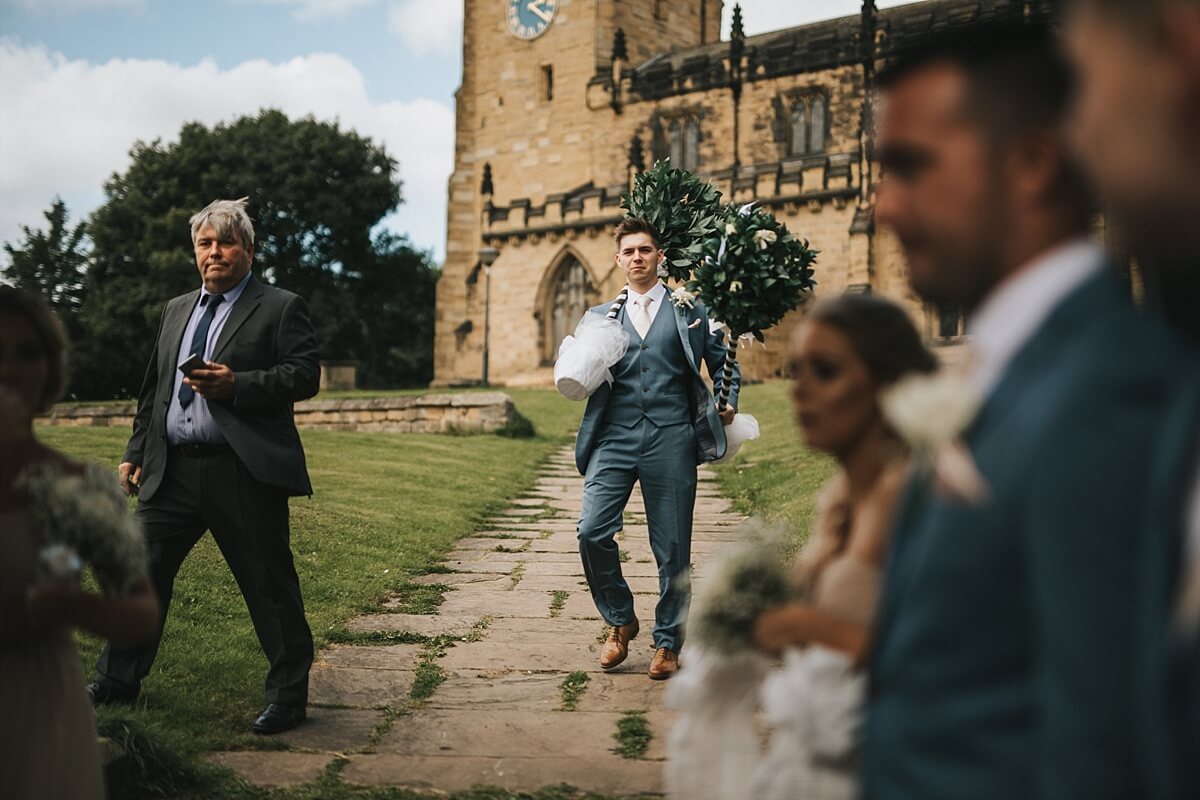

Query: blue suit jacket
left=1139, top=361, right=1200, bottom=800
left=865, top=270, right=1184, bottom=800
left=573, top=297, right=739, bottom=475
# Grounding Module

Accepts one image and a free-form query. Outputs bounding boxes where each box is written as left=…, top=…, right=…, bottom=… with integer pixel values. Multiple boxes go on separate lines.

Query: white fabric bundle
left=711, top=412, right=760, bottom=465
left=665, top=648, right=770, bottom=800
left=554, top=313, right=631, bottom=401
left=748, top=646, right=864, bottom=800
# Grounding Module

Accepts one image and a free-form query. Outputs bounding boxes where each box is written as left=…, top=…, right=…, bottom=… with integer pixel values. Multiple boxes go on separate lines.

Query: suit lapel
left=162, top=290, right=200, bottom=373
left=212, top=277, right=264, bottom=360
left=672, top=303, right=703, bottom=377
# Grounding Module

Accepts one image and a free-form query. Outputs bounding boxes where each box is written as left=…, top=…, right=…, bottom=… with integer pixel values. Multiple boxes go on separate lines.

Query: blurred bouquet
left=686, top=519, right=793, bottom=653
left=16, top=462, right=147, bottom=595
left=666, top=521, right=793, bottom=800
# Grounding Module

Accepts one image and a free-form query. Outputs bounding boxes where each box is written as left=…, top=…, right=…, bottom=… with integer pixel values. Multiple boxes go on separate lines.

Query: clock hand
left=527, top=0, right=552, bottom=24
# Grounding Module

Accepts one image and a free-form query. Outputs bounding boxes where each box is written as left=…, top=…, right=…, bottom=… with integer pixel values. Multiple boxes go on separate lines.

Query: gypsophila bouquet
left=621, top=160, right=724, bottom=283
left=686, top=520, right=794, bottom=654
left=15, top=462, right=147, bottom=595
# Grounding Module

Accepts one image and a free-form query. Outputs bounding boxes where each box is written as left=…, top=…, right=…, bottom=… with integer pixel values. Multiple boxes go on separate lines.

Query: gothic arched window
left=683, top=118, right=701, bottom=171
left=668, top=120, right=683, bottom=167
left=545, top=256, right=598, bottom=362
left=787, top=92, right=829, bottom=157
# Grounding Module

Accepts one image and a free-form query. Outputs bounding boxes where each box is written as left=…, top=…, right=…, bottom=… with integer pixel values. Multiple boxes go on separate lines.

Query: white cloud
left=241, top=0, right=376, bottom=22
left=387, top=0, right=462, bottom=57
left=0, top=38, right=454, bottom=261
left=2, top=0, right=144, bottom=12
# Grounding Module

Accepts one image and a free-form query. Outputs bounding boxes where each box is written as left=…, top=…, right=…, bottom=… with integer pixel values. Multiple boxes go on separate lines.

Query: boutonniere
left=671, top=286, right=699, bottom=310
left=881, top=370, right=988, bottom=505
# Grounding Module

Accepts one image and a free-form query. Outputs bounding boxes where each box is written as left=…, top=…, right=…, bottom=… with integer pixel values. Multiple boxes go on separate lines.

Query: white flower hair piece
left=671, top=286, right=699, bottom=310
left=881, top=370, right=988, bottom=504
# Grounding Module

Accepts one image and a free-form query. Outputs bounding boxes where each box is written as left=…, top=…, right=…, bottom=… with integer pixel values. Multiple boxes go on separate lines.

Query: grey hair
left=189, top=197, right=255, bottom=248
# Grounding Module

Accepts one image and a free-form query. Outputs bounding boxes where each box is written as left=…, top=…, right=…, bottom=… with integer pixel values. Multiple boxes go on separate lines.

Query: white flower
left=881, top=371, right=978, bottom=447
left=729, top=280, right=742, bottom=293
left=753, top=229, right=777, bottom=250
left=725, top=222, right=738, bottom=237
left=39, top=544, right=82, bottom=581
left=671, top=287, right=699, bottom=309
left=656, top=260, right=669, bottom=278
left=881, top=370, right=988, bottom=504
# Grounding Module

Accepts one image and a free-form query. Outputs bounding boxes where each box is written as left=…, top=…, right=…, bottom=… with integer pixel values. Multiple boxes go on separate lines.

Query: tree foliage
left=43, top=109, right=439, bottom=398
left=2, top=198, right=90, bottom=342
left=620, top=160, right=724, bottom=283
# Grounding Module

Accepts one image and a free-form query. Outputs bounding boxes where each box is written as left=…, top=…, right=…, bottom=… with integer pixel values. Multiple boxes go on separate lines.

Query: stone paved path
left=211, top=445, right=746, bottom=796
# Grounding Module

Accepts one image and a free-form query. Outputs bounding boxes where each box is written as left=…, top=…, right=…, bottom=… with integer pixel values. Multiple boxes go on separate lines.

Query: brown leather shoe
left=648, top=647, right=680, bottom=680
left=599, top=619, right=640, bottom=669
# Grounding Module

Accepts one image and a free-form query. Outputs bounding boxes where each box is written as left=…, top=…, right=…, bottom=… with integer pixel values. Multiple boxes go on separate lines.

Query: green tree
left=2, top=198, right=90, bottom=340
left=77, top=109, right=435, bottom=398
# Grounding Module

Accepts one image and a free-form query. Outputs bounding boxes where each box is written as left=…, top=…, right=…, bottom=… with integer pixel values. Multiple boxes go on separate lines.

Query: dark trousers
left=94, top=449, right=313, bottom=706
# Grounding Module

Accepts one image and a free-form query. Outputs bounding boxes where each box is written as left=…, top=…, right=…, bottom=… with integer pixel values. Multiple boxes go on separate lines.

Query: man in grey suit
left=863, top=24, right=1182, bottom=799
left=575, top=217, right=737, bottom=680
left=1063, top=2, right=1200, bottom=797
left=89, top=198, right=319, bottom=734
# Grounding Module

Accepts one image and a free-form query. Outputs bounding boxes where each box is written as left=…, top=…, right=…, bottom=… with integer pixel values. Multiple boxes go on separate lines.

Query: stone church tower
left=434, top=0, right=1051, bottom=387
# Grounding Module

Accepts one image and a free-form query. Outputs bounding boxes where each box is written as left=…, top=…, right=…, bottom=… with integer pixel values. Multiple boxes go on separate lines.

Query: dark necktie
left=177, top=294, right=224, bottom=409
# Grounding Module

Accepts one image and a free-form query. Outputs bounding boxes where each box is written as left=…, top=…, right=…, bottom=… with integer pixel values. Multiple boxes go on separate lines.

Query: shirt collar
left=627, top=282, right=667, bottom=305
left=967, top=237, right=1104, bottom=398
left=200, top=270, right=253, bottom=307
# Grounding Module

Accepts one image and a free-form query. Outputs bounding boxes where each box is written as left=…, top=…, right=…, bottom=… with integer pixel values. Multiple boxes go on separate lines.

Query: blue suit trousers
left=577, top=418, right=697, bottom=652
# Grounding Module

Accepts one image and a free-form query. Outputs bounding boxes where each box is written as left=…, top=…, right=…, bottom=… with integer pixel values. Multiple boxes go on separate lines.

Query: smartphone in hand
left=178, top=353, right=207, bottom=375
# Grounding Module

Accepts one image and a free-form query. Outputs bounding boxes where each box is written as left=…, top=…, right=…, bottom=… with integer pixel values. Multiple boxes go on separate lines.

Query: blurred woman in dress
left=749, top=292, right=936, bottom=800
left=0, top=286, right=158, bottom=799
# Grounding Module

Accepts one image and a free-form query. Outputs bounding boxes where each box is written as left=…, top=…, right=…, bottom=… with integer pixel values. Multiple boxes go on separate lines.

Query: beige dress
left=0, top=506, right=105, bottom=800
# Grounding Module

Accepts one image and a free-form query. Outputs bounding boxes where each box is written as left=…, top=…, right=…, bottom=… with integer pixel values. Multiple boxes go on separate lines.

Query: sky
left=0, top=0, right=911, bottom=265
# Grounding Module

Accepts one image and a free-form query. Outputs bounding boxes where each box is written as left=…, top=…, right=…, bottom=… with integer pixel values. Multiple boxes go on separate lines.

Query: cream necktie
left=632, top=295, right=653, bottom=339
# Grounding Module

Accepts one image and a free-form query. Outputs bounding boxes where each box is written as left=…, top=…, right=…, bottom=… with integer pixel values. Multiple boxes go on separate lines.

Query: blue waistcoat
left=602, top=301, right=692, bottom=429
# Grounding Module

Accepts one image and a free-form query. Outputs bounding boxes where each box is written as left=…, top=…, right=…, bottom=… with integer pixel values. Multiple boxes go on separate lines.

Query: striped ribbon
left=718, top=348, right=737, bottom=412
left=606, top=285, right=631, bottom=320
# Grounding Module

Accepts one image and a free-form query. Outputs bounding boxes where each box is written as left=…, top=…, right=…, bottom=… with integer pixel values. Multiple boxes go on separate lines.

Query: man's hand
left=184, top=362, right=236, bottom=401
left=118, top=462, right=142, bottom=497
left=719, top=406, right=736, bottom=426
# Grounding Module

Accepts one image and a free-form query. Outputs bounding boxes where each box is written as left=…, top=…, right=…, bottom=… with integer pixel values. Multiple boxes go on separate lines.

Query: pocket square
left=687, top=319, right=702, bottom=329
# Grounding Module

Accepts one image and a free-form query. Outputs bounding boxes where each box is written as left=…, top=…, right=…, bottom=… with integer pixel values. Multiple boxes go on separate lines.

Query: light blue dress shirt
left=166, top=271, right=253, bottom=445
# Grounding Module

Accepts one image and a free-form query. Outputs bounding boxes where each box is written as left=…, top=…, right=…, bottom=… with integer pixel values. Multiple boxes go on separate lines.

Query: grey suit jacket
left=124, top=275, right=320, bottom=499
left=573, top=296, right=739, bottom=475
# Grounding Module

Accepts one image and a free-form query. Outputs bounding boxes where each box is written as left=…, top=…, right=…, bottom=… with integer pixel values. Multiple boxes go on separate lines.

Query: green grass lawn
left=39, top=383, right=829, bottom=799
left=709, top=382, right=837, bottom=553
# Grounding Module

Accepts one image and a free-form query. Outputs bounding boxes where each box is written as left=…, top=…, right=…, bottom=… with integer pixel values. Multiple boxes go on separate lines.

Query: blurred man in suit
left=1063, top=2, right=1200, bottom=796
left=863, top=23, right=1181, bottom=800
left=89, top=198, right=319, bottom=734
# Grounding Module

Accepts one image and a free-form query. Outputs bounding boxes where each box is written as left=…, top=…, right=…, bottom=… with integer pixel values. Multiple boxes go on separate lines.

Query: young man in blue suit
left=1064, top=2, right=1200, bottom=797
left=863, top=24, right=1182, bottom=799
left=575, top=217, right=737, bottom=680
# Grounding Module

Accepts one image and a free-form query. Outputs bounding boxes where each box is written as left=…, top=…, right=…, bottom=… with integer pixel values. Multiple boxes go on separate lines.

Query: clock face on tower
left=507, top=0, right=556, bottom=41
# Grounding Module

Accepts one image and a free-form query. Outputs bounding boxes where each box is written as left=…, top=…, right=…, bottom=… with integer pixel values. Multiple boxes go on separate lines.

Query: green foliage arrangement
left=620, top=160, right=724, bottom=283
left=690, top=203, right=818, bottom=342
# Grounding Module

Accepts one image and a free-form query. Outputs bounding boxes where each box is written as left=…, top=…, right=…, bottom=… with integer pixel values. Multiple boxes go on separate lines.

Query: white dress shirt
left=966, top=238, right=1105, bottom=400
left=626, top=281, right=667, bottom=329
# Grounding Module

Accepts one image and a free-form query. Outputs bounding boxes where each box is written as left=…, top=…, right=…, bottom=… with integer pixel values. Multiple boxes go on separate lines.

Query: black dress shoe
left=253, top=703, right=306, bottom=735
left=87, top=681, right=139, bottom=707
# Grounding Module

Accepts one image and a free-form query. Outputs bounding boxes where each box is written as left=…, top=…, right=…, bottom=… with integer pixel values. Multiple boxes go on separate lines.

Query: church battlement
left=434, top=0, right=1051, bottom=388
